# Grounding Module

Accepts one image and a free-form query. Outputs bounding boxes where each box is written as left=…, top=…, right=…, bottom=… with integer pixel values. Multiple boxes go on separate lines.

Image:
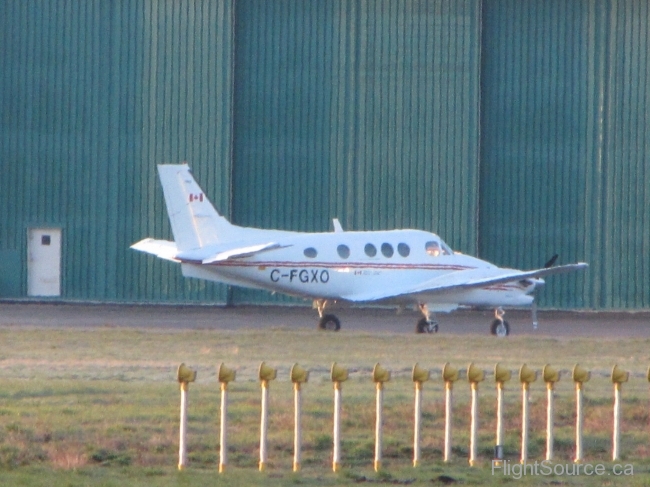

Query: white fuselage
left=179, top=229, right=537, bottom=310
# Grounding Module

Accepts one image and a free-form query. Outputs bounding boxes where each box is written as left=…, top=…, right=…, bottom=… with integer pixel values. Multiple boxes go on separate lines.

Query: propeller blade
left=544, top=254, right=559, bottom=268
left=531, top=296, right=538, bottom=330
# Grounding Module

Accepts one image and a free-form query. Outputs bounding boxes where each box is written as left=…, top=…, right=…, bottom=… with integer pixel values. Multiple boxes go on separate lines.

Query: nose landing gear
left=416, top=304, right=439, bottom=334
left=490, top=307, right=510, bottom=337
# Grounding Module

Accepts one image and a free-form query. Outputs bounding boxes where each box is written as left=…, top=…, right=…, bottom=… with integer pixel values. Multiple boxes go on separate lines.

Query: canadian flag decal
left=189, top=193, right=204, bottom=202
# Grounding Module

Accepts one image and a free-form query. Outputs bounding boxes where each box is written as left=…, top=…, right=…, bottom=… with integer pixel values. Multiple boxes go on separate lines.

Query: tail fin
left=157, top=164, right=235, bottom=251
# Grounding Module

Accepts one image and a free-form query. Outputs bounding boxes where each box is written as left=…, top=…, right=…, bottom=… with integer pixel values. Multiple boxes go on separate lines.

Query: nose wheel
left=416, top=304, right=439, bottom=334
left=490, top=307, right=510, bottom=337
left=416, top=318, right=439, bottom=334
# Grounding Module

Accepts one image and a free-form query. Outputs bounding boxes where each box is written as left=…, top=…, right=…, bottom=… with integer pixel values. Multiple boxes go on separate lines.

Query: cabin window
left=425, top=241, right=441, bottom=257
left=303, top=247, right=318, bottom=258
left=381, top=243, right=394, bottom=258
left=364, top=243, right=377, bottom=257
left=337, top=244, right=350, bottom=259
left=397, top=243, right=410, bottom=257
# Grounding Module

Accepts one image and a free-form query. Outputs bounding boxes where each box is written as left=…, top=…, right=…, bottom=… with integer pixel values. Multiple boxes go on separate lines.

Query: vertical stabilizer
left=157, top=164, right=235, bottom=251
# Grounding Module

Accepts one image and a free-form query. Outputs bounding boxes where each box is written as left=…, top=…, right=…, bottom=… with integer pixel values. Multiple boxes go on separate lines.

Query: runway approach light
left=494, top=363, right=512, bottom=383
left=291, top=363, right=310, bottom=384
left=519, top=364, right=537, bottom=384
left=611, top=364, right=629, bottom=384
left=412, top=363, right=430, bottom=383
left=519, top=364, right=536, bottom=464
left=442, top=362, right=459, bottom=383
left=611, top=364, right=628, bottom=462
left=573, top=364, right=591, bottom=383
left=331, top=362, right=348, bottom=472
left=177, top=363, right=197, bottom=384
left=412, top=363, right=430, bottom=467
left=177, top=363, right=196, bottom=471
left=543, top=364, right=560, bottom=384
left=331, top=362, right=349, bottom=383
left=373, top=363, right=392, bottom=383
left=543, top=364, right=559, bottom=462
left=218, top=363, right=235, bottom=473
left=467, top=363, right=485, bottom=384
left=467, top=362, right=484, bottom=466
left=218, top=363, right=236, bottom=384
left=259, top=362, right=277, bottom=382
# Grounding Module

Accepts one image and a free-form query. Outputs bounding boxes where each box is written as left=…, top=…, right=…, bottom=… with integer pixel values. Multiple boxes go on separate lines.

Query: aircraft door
left=27, top=228, right=61, bottom=296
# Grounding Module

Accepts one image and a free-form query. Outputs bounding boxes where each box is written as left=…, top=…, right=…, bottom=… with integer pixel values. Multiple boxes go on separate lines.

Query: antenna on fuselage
left=332, top=218, right=344, bottom=233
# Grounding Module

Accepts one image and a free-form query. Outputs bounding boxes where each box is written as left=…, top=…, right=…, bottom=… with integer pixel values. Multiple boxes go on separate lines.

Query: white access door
left=28, top=228, right=61, bottom=296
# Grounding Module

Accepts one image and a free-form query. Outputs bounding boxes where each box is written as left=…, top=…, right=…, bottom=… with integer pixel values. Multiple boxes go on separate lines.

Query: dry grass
left=1, top=325, right=650, bottom=485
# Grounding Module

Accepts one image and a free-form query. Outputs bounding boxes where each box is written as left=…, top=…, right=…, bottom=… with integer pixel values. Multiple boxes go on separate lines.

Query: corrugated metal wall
left=0, top=0, right=234, bottom=302
left=0, top=1, right=648, bottom=309
left=231, top=0, right=481, bottom=303
left=479, top=0, right=649, bottom=309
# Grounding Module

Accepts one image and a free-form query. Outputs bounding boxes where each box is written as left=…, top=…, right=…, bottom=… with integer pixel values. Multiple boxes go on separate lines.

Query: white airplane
left=132, top=164, right=587, bottom=336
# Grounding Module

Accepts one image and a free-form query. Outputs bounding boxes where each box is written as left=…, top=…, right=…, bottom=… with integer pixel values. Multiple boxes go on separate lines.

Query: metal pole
left=259, top=380, right=269, bottom=471
left=496, top=382, right=504, bottom=460
left=546, top=382, right=554, bottom=461
left=575, top=382, right=583, bottom=463
left=413, top=382, right=422, bottom=467
left=178, top=382, right=188, bottom=471
left=521, top=383, right=530, bottom=464
left=469, top=382, right=479, bottom=466
left=294, top=383, right=302, bottom=472
left=219, top=383, right=228, bottom=473
left=374, top=383, right=383, bottom=471
left=333, top=382, right=342, bottom=472
left=444, top=381, right=453, bottom=462
left=613, top=382, right=621, bottom=461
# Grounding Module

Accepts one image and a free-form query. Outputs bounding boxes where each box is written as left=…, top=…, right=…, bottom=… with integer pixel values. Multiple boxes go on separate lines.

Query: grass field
left=1, top=325, right=650, bottom=485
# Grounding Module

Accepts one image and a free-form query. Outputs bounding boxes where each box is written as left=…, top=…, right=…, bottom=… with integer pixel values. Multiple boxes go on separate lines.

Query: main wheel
left=416, top=318, right=438, bottom=334
left=318, top=314, right=341, bottom=331
left=490, top=319, right=510, bottom=337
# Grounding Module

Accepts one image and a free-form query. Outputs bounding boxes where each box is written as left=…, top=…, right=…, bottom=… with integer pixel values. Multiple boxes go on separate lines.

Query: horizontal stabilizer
left=201, top=242, right=285, bottom=264
left=172, top=241, right=289, bottom=263
left=130, top=238, right=179, bottom=262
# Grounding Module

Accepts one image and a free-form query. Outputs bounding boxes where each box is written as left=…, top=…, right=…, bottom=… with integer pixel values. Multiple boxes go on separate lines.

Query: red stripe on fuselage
left=202, top=260, right=473, bottom=272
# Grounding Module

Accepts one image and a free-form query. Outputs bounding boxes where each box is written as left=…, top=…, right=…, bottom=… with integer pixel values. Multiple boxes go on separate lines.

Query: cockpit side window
left=425, top=241, right=441, bottom=257
left=426, top=240, right=451, bottom=256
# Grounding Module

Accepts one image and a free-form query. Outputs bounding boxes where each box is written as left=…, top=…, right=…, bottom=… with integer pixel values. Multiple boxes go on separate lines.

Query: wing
left=343, top=263, right=588, bottom=302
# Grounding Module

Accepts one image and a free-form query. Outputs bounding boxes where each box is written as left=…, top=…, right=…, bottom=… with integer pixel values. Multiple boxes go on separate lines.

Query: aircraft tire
left=416, top=318, right=438, bottom=334
left=318, top=314, right=341, bottom=331
left=490, top=319, right=510, bottom=337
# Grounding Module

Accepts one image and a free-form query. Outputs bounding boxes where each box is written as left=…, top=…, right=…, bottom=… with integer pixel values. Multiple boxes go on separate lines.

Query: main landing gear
left=490, top=307, right=510, bottom=337
left=315, top=299, right=341, bottom=331
left=416, top=304, right=439, bottom=334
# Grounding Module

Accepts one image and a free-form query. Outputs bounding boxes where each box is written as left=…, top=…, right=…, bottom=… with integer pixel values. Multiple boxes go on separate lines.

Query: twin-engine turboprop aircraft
left=132, top=164, right=587, bottom=336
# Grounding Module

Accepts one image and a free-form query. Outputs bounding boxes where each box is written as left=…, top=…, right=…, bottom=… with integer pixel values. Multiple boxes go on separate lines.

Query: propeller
left=544, top=254, right=558, bottom=268
left=532, top=254, right=558, bottom=329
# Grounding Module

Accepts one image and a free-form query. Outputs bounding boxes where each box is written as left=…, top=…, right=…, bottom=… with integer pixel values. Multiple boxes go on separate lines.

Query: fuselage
left=179, top=228, right=538, bottom=310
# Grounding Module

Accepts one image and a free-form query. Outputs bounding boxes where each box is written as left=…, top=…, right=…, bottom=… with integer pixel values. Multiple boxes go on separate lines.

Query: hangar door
left=27, top=228, right=61, bottom=297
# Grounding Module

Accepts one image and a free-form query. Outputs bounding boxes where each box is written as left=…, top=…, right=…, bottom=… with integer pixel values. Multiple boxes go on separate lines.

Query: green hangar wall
left=0, top=1, right=648, bottom=309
